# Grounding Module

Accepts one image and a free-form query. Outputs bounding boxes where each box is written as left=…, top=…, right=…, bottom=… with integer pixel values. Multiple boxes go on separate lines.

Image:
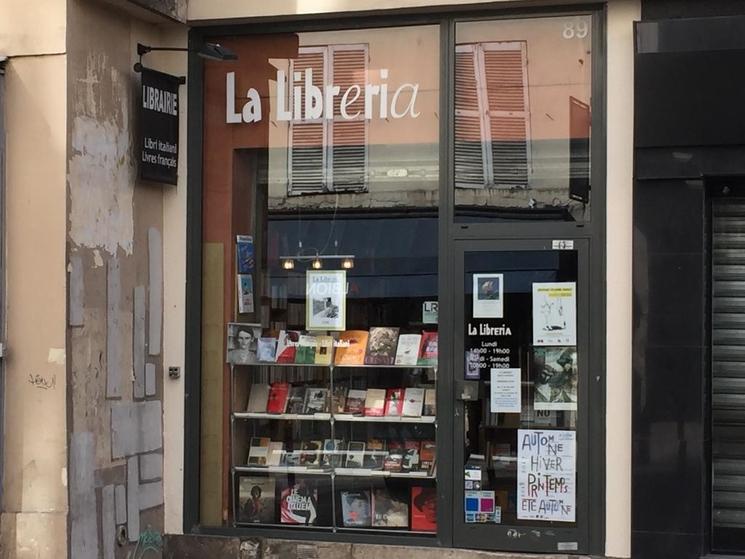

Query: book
left=372, top=488, right=409, bottom=528
left=286, top=386, right=306, bottom=415
left=295, top=335, right=317, bottom=364
left=402, top=387, right=425, bottom=417
left=276, top=330, right=300, bottom=363
left=411, top=487, right=437, bottom=532
left=394, top=334, right=422, bottom=366
left=257, top=337, right=277, bottom=362
left=266, top=441, right=284, bottom=466
left=246, top=384, right=270, bottom=413
left=344, top=389, right=367, bottom=415
left=364, top=327, right=400, bottom=365
left=366, top=438, right=387, bottom=470
left=280, top=480, right=318, bottom=525
left=299, top=440, right=323, bottom=467
left=247, top=437, right=271, bottom=466
left=334, top=330, right=369, bottom=365
left=364, top=388, right=386, bottom=416
left=340, top=490, right=371, bottom=527
left=303, top=388, right=329, bottom=414
left=321, top=439, right=343, bottom=468
left=420, top=440, right=436, bottom=473
left=284, top=445, right=302, bottom=467
left=418, top=331, right=438, bottom=366
left=266, top=382, right=290, bottom=414
left=384, top=441, right=404, bottom=472
left=331, top=386, right=348, bottom=414
left=423, top=388, right=436, bottom=416
left=235, top=235, right=254, bottom=274
left=345, top=441, right=366, bottom=468
left=402, top=440, right=421, bottom=472
left=384, top=388, right=404, bottom=416
left=314, top=336, right=334, bottom=366
left=237, top=476, right=274, bottom=524
left=237, top=274, right=254, bottom=314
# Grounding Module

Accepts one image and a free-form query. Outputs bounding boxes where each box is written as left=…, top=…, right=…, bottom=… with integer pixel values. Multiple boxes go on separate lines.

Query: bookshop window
left=454, top=15, right=593, bottom=222
left=199, top=25, right=440, bottom=535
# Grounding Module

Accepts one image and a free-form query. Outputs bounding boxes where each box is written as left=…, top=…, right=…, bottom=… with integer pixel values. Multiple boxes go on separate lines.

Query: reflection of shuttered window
left=455, top=42, right=530, bottom=189
left=288, top=45, right=368, bottom=195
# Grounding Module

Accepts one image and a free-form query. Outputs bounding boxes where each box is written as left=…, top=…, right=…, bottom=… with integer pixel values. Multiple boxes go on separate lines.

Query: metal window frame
left=185, top=4, right=606, bottom=554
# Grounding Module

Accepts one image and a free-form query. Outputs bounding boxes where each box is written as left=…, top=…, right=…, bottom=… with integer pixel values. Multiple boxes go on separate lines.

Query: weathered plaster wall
left=1, top=54, right=69, bottom=559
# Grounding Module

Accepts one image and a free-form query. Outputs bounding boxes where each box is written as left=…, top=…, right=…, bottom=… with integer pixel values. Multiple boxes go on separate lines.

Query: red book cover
left=383, top=440, right=404, bottom=472
left=418, top=331, right=438, bottom=366
left=276, top=330, right=300, bottom=363
left=411, top=487, right=437, bottom=532
left=384, top=388, right=404, bottom=416
left=266, top=382, right=290, bottom=414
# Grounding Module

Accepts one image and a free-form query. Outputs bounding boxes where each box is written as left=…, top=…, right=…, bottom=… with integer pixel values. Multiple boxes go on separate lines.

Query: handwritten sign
left=517, top=429, right=576, bottom=522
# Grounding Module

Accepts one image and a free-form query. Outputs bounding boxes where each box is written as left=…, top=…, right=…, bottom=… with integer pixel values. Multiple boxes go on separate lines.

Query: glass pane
left=200, top=25, right=440, bottom=535
left=463, top=250, right=578, bottom=527
left=454, top=16, right=593, bottom=222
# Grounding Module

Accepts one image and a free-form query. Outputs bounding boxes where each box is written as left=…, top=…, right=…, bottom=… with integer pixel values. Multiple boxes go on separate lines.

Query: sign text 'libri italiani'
left=140, top=67, right=181, bottom=185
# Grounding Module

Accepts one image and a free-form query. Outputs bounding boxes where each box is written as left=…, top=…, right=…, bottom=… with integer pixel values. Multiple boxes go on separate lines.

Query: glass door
left=452, top=239, right=589, bottom=553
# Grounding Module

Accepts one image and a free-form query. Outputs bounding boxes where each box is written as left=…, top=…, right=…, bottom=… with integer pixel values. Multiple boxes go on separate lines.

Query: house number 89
left=562, top=21, right=589, bottom=39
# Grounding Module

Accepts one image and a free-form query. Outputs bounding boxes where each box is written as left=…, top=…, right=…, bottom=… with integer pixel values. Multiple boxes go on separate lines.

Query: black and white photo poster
left=532, top=282, right=576, bottom=346
left=306, top=270, right=346, bottom=331
left=473, top=273, right=504, bottom=318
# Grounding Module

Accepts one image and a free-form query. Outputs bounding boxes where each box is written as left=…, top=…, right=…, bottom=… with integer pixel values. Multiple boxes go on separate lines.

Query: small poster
left=306, top=270, right=346, bottom=331
left=237, top=274, right=254, bottom=314
left=464, top=490, right=499, bottom=524
left=472, top=274, right=504, bottom=318
left=532, top=282, right=576, bottom=346
left=226, top=322, right=262, bottom=365
left=422, top=301, right=438, bottom=324
left=517, top=429, right=576, bottom=522
left=533, top=347, right=578, bottom=411
left=490, top=368, right=521, bottom=413
left=236, top=235, right=254, bottom=274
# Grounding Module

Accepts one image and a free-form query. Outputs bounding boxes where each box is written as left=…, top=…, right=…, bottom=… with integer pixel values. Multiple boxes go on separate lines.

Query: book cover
left=372, top=488, right=409, bottom=528
left=331, top=386, right=348, bottom=414
left=344, top=389, right=367, bottom=415
left=237, top=274, right=254, bottom=314
left=340, top=490, right=371, bottom=527
left=299, top=440, right=323, bottom=467
left=420, top=440, right=436, bottom=473
left=321, top=439, right=343, bottom=468
left=411, top=487, right=437, bottom=532
left=402, top=387, right=425, bottom=417
left=314, top=336, right=334, bottom=366
left=384, top=388, right=404, bottom=416
left=394, top=334, right=422, bottom=366
left=303, top=388, right=329, bottom=414
left=246, top=384, right=270, bottom=413
left=266, top=441, right=284, bottom=466
left=280, top=480, right=318, bottom=525
left=384, top=441, right=404, bottom=472
left=276, top=330, right=300, bottom=363
left=247, top=437, right=271, bottom=466
left=237, top=476, right=274, bottom=524
left=423, top=388, right=436, bottom=416
left=418, top=331, right=438, bottom=366
left=402, top=440, right=421, bottom=472
left=295, top=335, right=317, bottom=364
left=236, top=235, right=254, bottom=274
left=345, top=441, right=366, bottom=468
left=365, top=438, right=387, bottom=470
left=266, top=383, right=290, bottom=414
left=286, top=386, right=306, bottom=415
left=257, top=338, right=277, bottom=362
left=364, top=388, right=386, bottom=416
left=334, top=331, right=369, bottom=365
left=283, top=445, right=302, bottom=467
left=364, top=327, right=400, bottom=365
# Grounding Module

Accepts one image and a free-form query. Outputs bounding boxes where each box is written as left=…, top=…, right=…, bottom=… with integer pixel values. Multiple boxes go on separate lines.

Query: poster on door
left=517, top=429, right=576, bottom=522
left=532, top=282, right=576, bottom=346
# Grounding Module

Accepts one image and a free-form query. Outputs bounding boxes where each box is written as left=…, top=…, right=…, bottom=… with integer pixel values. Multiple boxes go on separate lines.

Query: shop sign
left=140, top=67, right=180, bottom=185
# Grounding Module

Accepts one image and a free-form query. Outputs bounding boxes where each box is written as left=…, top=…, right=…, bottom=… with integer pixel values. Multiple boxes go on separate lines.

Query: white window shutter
left=454, top=45, right=489, bottom=189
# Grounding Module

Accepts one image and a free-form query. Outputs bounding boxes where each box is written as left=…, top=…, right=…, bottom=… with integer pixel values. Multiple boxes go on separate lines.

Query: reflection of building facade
left=1, top=1, right=742, bottom=558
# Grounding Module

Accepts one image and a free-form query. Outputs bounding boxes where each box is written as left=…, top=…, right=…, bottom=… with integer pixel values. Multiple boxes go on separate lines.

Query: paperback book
left=366, top=438, right=387, bottom=470
left=247, top=437, right=271, bottom=466
left=295, top=335, right=317, bottom=364
left=314, top=335, right=335, bottom=365
left=364, top=388, right=386, bottom=416
left=384, top=441, right=404, bottom=472
left=364, top=327, right=400, bottom=365
left=299, top=440, right=323, bottom=467
left=402, top=387, right=425, bottom=417
left=418, top=331, right=438, bottom=366
left=257, top=337, right=277, bottom=362
left=345, top=441, right=366, bottom=468
left=344, top=389, right=367, bottom=415
left=423, top=388, right=436, bottom=416
left=372, top=489, right=409, bottom=528
left=402, top=440, right=421, bottom=472
left=331, top=386, right=348, bottom=414
left=394, top=334, right=422, bottom=366
left=276, top=330, right=300, bottom=363
left=303, top=388, right=329, bottom=414
left=334, top=331, right=369, bottom=365
left=384, top=388, right=404, bottom=416
left=341, top=490, right=372, bottom=527
left=246, top=384, right=270, bottom=413
left=266, top=383, right=290, bottom=414
left=237, top=476, right=275, bottom=524
left=280, top=480, right=318, bottom=525
left=285, top=386, right=306, bottom=415
left=411, top=487, right=437, bottom=532
left=321, top=439, right=343, bottom=468
left=266, top=441, right=284, bottom=466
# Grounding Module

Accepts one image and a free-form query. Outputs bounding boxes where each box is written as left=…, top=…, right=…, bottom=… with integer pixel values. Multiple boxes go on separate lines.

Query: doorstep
left=163, top=534, right=592, bottom=559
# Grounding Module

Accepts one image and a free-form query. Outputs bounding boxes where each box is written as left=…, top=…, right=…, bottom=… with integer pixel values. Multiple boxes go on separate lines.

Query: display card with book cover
left=247, top=437, right=271, bottom=465
left=411, top=487, right=437, bottom=532
left=238, top=476, right=275, bottom=524
left=257, top=337, right=277, bottom=362
left=402, top=387, right=425, bottom=417
left=366, top=438, right=387, bottom=469
left=266, top=383, right=290, bottom=414
left=345, top=441, right=366, bottom=468
left=384, top=388, right=404, bottom=416
left=334, top=331, right=369, bottom=365
left=300, top=440, right=323, bottom=467
left=364, top=327, right=400, bottom=365
left=332, top=386, right=348, bottom=414
left=372, top=489, right=409, bottom=528
left=394, top=334, right=422, bottom=366
left=402, top=440, right=421, bottom=472
left=341, top=490, right=372, bottom=527
left=246, top=384, right=270, bottom=413
left=286, top=386, right=306, bottom=414
left=384, top=441, right=404, bottom=472
left=418, top=331, right=438, bottom=366
left=303, top=388, right=329, bottom=414
left=314, top=336, right=334, bottom=365
left=364, top=388, right=386, bottom=416
left=280, top=480, right=318, bottom=525
left=423, top=388, right=436, bottom=416
left=295, top=335, right=317, bottom=364
left=276, top=330, right=300, bottom=363
left=344, top=389, right=367, bottom=415
left=322, top=439, right=343, bottom=468
left=267, top=441, right=284, bottom=466
left=420, top=440, right=436, bottom=473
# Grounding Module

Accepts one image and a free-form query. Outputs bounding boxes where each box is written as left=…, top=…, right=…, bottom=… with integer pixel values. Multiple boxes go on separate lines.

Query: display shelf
left=233, top=412, right=332, bottom=421
left=334, top=468, right=434, bottom=479
left=333, top=414, right=436, bottom=424
left=235, top=362, right=436, bottom=370
left=234, top=465, right=333, bottom=476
